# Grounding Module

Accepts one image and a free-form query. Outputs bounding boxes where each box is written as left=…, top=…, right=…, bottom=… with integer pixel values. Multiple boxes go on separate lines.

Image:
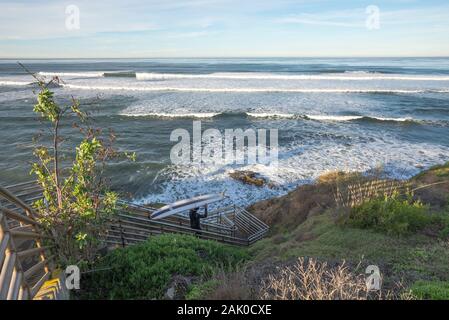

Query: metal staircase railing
left=2, top=181, right=270, bottom=250
left=106, top=200, right=269, bottom=247
left=0, top=186, right=54, bottom=300
left=0, top=180, right=269, bottom=300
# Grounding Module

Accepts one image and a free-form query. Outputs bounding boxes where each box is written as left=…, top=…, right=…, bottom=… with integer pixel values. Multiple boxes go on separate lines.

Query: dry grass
left=317, top=170, right=410, bottom=209
left=316, top=171, right=363, bottom=185
left=203, top=267, right=254, bottom=300
left=260, top=258, right=369, bottom=300
left=334, top=178, right=410, bottom=208
left=259, top=257, right=415, bottom=300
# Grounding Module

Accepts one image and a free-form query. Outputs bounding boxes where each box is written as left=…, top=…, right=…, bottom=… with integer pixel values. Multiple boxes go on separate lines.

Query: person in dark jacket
left=189, top=204, right=208, bottom=232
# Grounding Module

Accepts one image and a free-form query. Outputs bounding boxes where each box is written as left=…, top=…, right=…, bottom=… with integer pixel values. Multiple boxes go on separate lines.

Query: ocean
left=0, top=57, right=448, bottom=207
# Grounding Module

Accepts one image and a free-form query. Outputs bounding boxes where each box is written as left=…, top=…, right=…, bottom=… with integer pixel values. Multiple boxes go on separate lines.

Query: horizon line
left=2, top=55, right=449, bottom=60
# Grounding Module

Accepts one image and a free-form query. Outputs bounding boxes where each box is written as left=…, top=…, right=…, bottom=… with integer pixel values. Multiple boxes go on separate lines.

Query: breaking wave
left=136, top=72, right=449, bottom=81
left=120, top=111, right=221, bottom=118
left=38, top=71, right=105, bottom=78
left=305, top=115, right=414, bottom=122
left=118, top=110, right=419, bottom=123
left=0, top=81, right=33, bottom=86
left=60, top=83, right=448, bottom=94
left=249, top=113, right=416, bottom=123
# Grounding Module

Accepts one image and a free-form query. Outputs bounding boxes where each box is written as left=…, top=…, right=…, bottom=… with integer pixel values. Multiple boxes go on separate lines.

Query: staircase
left=0, top=185, right=56, bottom=300
left=107, top=200, right=269, bottom=247
left=0, top=181, right=269, bottom=299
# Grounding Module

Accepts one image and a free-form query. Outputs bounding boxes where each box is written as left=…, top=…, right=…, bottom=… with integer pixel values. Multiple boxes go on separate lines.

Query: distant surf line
left=61, top=83, right=449, bottom=94
left=36, top=71, right=449, bottom=81
left=0, top=80, right=33, bottom=86
left=119, top=111, right=418, bottom=123
left=136, top=72, right=449, bottom=81
left=38, top=71, right=106, bottom=78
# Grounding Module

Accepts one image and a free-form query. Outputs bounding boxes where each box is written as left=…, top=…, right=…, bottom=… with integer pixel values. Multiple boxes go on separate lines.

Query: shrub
left=411, top=281, right=449, bottom=300
left=345, top=194, right=434, bottom=236
left=26, top=71, right=135, bottom=265
left=186, top=280, right=220, bottom=300
left=78, top=234, right=248, bottom=299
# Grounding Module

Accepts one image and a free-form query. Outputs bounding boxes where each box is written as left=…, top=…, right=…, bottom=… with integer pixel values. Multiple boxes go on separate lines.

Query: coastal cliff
left=79, top=163, right=449, bottom=300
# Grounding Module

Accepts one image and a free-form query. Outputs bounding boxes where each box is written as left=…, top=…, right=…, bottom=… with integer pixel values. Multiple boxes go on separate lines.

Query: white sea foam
left=136, top=72, right=449, bottom=81
left=246, top=112, right=297, bottom=119
left=306, top=115, right=364, bottom=121
left=306, top=115, right=413, bottom=122
left=61, top=83, right=443, bottom=94
left=135, top=139, right=449, bottom=208
left=239, top=113, right=415, bottom=122
left=118, top=110, right=417, bottom=123
left=0, top=81, right=33, bottom=86
left=38, top=71, right=105, bottom=78
left=120, top=111, right=220, bottom=118
left=369, top=117, right=413, bottom=122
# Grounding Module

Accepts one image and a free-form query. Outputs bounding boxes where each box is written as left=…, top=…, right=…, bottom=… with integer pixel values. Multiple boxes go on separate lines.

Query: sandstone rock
left=229, top=170, right=274, bottom=188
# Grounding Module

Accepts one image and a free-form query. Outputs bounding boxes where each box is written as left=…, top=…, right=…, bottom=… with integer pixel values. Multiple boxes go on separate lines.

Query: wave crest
left=0, top=80, right=33, bottom=86
left=305, top=115, right=413, bottom=122
left=120, top=111, right=221, bottom=118
left=60, top=83, right=448, bottom=94
left=38, top=71, right=105, bottom=78
left=118, top=110, right=418, bottom=123
left=136, top=72, right=449, bottom=81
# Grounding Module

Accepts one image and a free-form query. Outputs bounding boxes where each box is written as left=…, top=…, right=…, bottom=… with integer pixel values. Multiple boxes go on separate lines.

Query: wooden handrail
left=0, top=186, right=38, bottom=219
left=24, top=259, right=51, bottom=280
left=115, top=213, right=249, bottom=243
left=0, top=185, right=54, bottom=300
left=106, top=200, right=269, bottom=247
left=2, top=181, right=269, bottom=252
left=17, top=246, right=51, bottom=259
left=2, top=181, right=37, bottom=190
left=10, top=230, right=52, bottom=239
left=1, top=207, right=41, bottom=227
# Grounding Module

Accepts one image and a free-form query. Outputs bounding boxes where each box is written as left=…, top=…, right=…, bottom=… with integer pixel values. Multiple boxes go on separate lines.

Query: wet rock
left=229, top=170, right=274, bottom=188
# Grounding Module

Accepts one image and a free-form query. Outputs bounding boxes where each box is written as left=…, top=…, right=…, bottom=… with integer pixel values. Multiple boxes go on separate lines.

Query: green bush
left=78, top=234, right=248, bottom=299
left=345, top=194, right=435, bottom=236
left=185, top=279, right=220, bottom=300
left=411, top=281, right=449, bottom=300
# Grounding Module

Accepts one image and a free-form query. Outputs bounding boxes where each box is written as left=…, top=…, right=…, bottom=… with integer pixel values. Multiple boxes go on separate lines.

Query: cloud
left=276, top=5, right=449, bottom=29
left=1, top=1, right=449, bottom=57
left=278, top=16, right=362, bottom=28
left=0, top=0, right=317, bottom=40
left=0, top=1, right=159, bottom=40
left=167, top=30, right=218, bottom=38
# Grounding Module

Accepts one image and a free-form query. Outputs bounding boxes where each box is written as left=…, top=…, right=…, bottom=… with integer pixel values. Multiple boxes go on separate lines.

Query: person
left=189, top=204, right=208, bottom=233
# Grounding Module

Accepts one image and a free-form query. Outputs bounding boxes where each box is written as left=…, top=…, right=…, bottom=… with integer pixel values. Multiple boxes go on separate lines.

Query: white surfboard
left=150, top=193, right=225, bottom=220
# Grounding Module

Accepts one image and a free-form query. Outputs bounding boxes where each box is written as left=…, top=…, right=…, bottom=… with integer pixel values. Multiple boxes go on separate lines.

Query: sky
left=0, top=0, right=449, bottom=58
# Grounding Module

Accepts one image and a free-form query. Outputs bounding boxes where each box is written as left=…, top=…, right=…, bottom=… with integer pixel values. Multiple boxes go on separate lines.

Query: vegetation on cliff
left=79, top=162, right=449, bottom=300
left=77, top=234, right=248, bottom=299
